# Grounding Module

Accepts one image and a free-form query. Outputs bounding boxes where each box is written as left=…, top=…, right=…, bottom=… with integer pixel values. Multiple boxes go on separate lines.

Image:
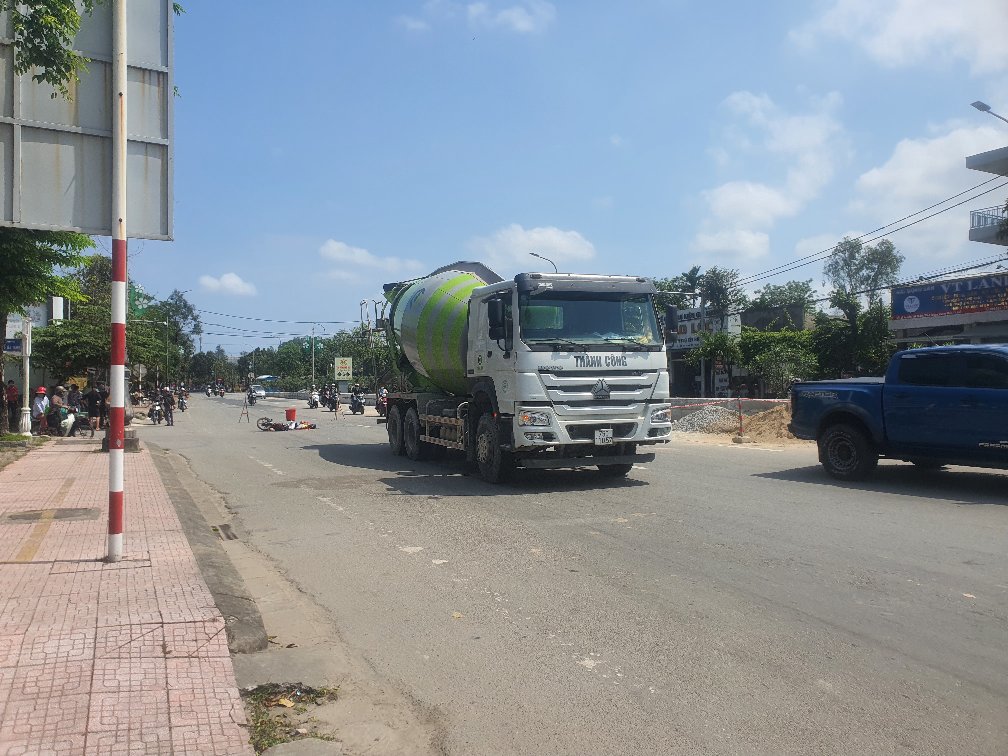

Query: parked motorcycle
left=216, top=387, right=225, bottom=397
left=148, top=400, right=163, bottom=424
left=205, top=386, right=212, bottom=397
left=308, top=390, right=320, bottom=409
left=349, top=391, right=365, bottom=415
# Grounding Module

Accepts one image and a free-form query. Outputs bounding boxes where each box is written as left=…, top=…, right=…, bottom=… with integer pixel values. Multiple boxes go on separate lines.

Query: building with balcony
left=966, top=145, right=1008, bottom=247
left=888, top=144, right=1008, bottom=345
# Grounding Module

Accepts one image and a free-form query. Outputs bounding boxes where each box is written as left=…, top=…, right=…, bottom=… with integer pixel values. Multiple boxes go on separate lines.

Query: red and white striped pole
left=107, top=0, right=127, bottom=562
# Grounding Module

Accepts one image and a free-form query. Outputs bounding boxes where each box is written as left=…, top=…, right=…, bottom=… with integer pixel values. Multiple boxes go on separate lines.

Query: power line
left=195, top=308, right=354, bottom=325
left=737, top=176, right=1008, bottom=287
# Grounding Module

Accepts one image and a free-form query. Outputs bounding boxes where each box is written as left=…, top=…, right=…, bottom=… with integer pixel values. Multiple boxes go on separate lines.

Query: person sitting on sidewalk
left=46, top=386, right=66, bottom=435
left=31, top=386, right=49, bottom=434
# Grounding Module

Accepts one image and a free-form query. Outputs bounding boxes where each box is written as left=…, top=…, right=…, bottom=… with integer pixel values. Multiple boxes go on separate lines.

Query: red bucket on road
left=285, top=408, right=297, bottom=422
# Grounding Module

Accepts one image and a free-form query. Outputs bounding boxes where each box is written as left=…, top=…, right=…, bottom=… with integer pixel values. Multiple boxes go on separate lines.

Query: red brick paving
left=0, top=438, right=252, bottom=754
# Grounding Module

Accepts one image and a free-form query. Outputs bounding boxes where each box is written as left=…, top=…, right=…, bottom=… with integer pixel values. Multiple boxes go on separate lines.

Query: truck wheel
left=818, top=423, right=877, bottom=481
left=387, top=405, right=405, bottom=456
left=476, top=413, right=514, bottom=483
left=404, top=407, right=428, bottom=461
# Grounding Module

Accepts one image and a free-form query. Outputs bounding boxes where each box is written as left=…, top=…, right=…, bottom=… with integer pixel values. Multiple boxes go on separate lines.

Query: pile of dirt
left=743, top=404, right=795, bottom=441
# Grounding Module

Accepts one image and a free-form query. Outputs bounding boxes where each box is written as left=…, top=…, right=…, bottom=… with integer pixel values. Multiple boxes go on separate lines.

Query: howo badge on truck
left=378, top=262, right=674, bottom=483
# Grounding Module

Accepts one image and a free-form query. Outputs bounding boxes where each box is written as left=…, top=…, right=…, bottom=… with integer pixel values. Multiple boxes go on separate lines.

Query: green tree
left=0, top=228, right=93, bottom=384
left=823, top=237, right=903, bottom=307
left=0, top=0, right=98, bottom=99
left=0, top=1, right=184, bottom=100
left=750, top=279, right=816, bottom=313
left=654, top=265, right=703, bottom=309
left=31, top=255, right=166, bottom=385
left=685, top=331, right=741, bottom=396
left=698, top=266, right=748, bottom=328
left=746, top=343, right=818, bottom=398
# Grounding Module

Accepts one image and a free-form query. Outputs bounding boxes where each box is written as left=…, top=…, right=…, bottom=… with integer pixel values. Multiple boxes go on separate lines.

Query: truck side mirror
left=664, top=305, right=678, bottom=340
left=488, top=299, right=506, bottom=341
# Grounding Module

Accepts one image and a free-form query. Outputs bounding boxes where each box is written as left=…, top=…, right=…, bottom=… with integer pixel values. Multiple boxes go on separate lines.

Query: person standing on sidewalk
left=5, top=380, right=19, bottom=432
left=84, top=383, right=100, bottom=438
left=161, top=386, right=175, bottom=426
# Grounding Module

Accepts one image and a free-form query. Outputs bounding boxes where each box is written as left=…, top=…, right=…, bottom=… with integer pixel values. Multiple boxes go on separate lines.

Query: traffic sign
left=334, top=357, right=353, bottom=381
left=3, top=338, right=21, bottom=355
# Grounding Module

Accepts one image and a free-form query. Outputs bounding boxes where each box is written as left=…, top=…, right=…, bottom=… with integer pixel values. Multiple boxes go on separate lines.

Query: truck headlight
left=650, top=405, right=671, bottom=424
left=518, top=410, right=551, bottom=426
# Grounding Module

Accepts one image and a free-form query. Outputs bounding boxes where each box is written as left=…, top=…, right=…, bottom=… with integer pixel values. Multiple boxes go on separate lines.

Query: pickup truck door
left=884, top=352, right=964, bottom=453
left=958, top=351, right=1008, bottom=462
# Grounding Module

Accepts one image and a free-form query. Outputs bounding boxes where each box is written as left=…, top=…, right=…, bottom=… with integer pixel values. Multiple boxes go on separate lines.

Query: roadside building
left=889, top=143, right=1008, bottom=345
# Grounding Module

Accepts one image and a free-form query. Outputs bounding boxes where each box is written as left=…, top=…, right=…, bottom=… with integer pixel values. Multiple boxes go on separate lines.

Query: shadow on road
left=301, top=442, right=648, bottom=496
left=757, top=463, right=1007, bottom=506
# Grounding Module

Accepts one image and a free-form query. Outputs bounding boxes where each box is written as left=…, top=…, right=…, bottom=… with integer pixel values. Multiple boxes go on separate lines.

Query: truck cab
left=466, top=273, right=672, bottom=473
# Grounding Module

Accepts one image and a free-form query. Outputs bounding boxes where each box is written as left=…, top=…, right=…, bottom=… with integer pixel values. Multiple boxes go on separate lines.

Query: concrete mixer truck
left=379, top=261, right=673, bottom=482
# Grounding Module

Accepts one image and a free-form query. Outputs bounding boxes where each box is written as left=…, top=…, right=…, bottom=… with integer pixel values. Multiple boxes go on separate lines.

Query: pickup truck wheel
left=387, top=405, right=405, bottom=456
left=476, top=413, right=514, bottom=483
left=404, top=407, right=428, bottom=461
left=819, top=423, right=878, bottom=481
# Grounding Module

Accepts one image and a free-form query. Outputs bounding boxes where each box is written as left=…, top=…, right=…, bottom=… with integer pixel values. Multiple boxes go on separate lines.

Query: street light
left=971, top=101, right=1008, bottom=126
left=529, top=251, right=558, bottom=273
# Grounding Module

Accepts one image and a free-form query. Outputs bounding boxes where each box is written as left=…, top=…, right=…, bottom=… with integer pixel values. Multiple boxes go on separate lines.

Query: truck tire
left=387, top=405, right=405, bottom=456
left=818, top=423, right=877, bottom=481
left=476, top=413, right=514, bottom=483
left=404, top=406, right=428, bottom=461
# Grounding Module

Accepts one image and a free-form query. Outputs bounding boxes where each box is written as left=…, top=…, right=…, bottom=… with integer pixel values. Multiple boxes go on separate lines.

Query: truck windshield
left=518, top=291, right=661, bottom=350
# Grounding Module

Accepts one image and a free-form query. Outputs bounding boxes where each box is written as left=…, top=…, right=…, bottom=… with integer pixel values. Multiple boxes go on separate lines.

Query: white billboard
left=672, top=308, right=742, bottom=351
left=0, top=1, right=173, bottom=239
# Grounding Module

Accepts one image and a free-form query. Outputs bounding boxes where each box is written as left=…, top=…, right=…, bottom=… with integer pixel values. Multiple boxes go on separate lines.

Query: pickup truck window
left=963, top=353, right=1008, bottom=389
left=898, top=352, right=1008, bottom=389
left=898, top=353, right=959, bottom=387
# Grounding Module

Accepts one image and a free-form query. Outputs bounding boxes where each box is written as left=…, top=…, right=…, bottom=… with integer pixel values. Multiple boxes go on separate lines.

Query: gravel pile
left=670, top=405, right=739, bottom=434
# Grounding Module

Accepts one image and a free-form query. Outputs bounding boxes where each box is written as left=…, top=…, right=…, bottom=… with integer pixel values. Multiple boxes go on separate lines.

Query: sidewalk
left=0, top=437, right=252, bottom=754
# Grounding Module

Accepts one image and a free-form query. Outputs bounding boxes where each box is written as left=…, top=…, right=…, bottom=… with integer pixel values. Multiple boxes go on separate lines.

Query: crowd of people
left=4, top=381, right=109, bottom=437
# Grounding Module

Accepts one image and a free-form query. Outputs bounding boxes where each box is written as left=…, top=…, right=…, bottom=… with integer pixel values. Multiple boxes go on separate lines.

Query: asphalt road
left=135, top=394, right=1008, bottom=755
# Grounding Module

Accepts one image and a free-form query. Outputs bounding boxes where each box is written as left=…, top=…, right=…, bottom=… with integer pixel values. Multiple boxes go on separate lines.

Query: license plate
left=594, top=428, right=613, bottom=445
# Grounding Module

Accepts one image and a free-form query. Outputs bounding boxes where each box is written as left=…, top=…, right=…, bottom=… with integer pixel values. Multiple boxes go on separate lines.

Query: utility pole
left=311, top=323, right=316, bottom=387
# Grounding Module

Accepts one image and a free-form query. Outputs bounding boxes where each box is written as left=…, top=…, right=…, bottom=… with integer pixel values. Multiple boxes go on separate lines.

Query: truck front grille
left=566, top=422, right=637, bottom=441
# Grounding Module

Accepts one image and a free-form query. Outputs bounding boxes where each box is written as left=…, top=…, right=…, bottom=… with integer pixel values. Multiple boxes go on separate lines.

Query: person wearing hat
left=31, top=386, right=49, bottom=434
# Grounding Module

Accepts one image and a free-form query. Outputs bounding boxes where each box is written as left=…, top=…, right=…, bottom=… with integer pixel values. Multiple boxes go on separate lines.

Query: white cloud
left=692, top=229, right=770, bottom=261
left=199, top=273, right=257, bottom=296
left=466, top=223, right=595, bottom=273
left=692, top=91, right=847, bottom=262
left=467, top=1, right=556, bottom=33
left=609, top=134, right=624, bottom=147
left=319, top=240, right=424, bottom=273
left=849, top=124, right=1008, bottom=266
left=395, top=15, right=430, bottom=32
left=792, top=0, right=1008, bottom=74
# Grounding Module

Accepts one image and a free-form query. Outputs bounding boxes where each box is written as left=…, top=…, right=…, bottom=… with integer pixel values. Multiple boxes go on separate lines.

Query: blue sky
left=127, top=0, right=1008, bottom=354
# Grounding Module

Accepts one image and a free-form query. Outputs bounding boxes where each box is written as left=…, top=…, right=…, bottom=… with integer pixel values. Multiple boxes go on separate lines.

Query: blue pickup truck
left=789, top=345, right=1008, bottom=480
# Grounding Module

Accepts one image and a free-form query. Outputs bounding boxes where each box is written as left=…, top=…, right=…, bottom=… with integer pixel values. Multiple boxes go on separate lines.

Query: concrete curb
left=147, top=441, right=269, bottom=654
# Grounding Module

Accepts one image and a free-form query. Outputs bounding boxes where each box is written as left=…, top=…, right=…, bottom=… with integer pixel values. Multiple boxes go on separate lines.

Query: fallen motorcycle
left=257, top=416, right=317, bottom=431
